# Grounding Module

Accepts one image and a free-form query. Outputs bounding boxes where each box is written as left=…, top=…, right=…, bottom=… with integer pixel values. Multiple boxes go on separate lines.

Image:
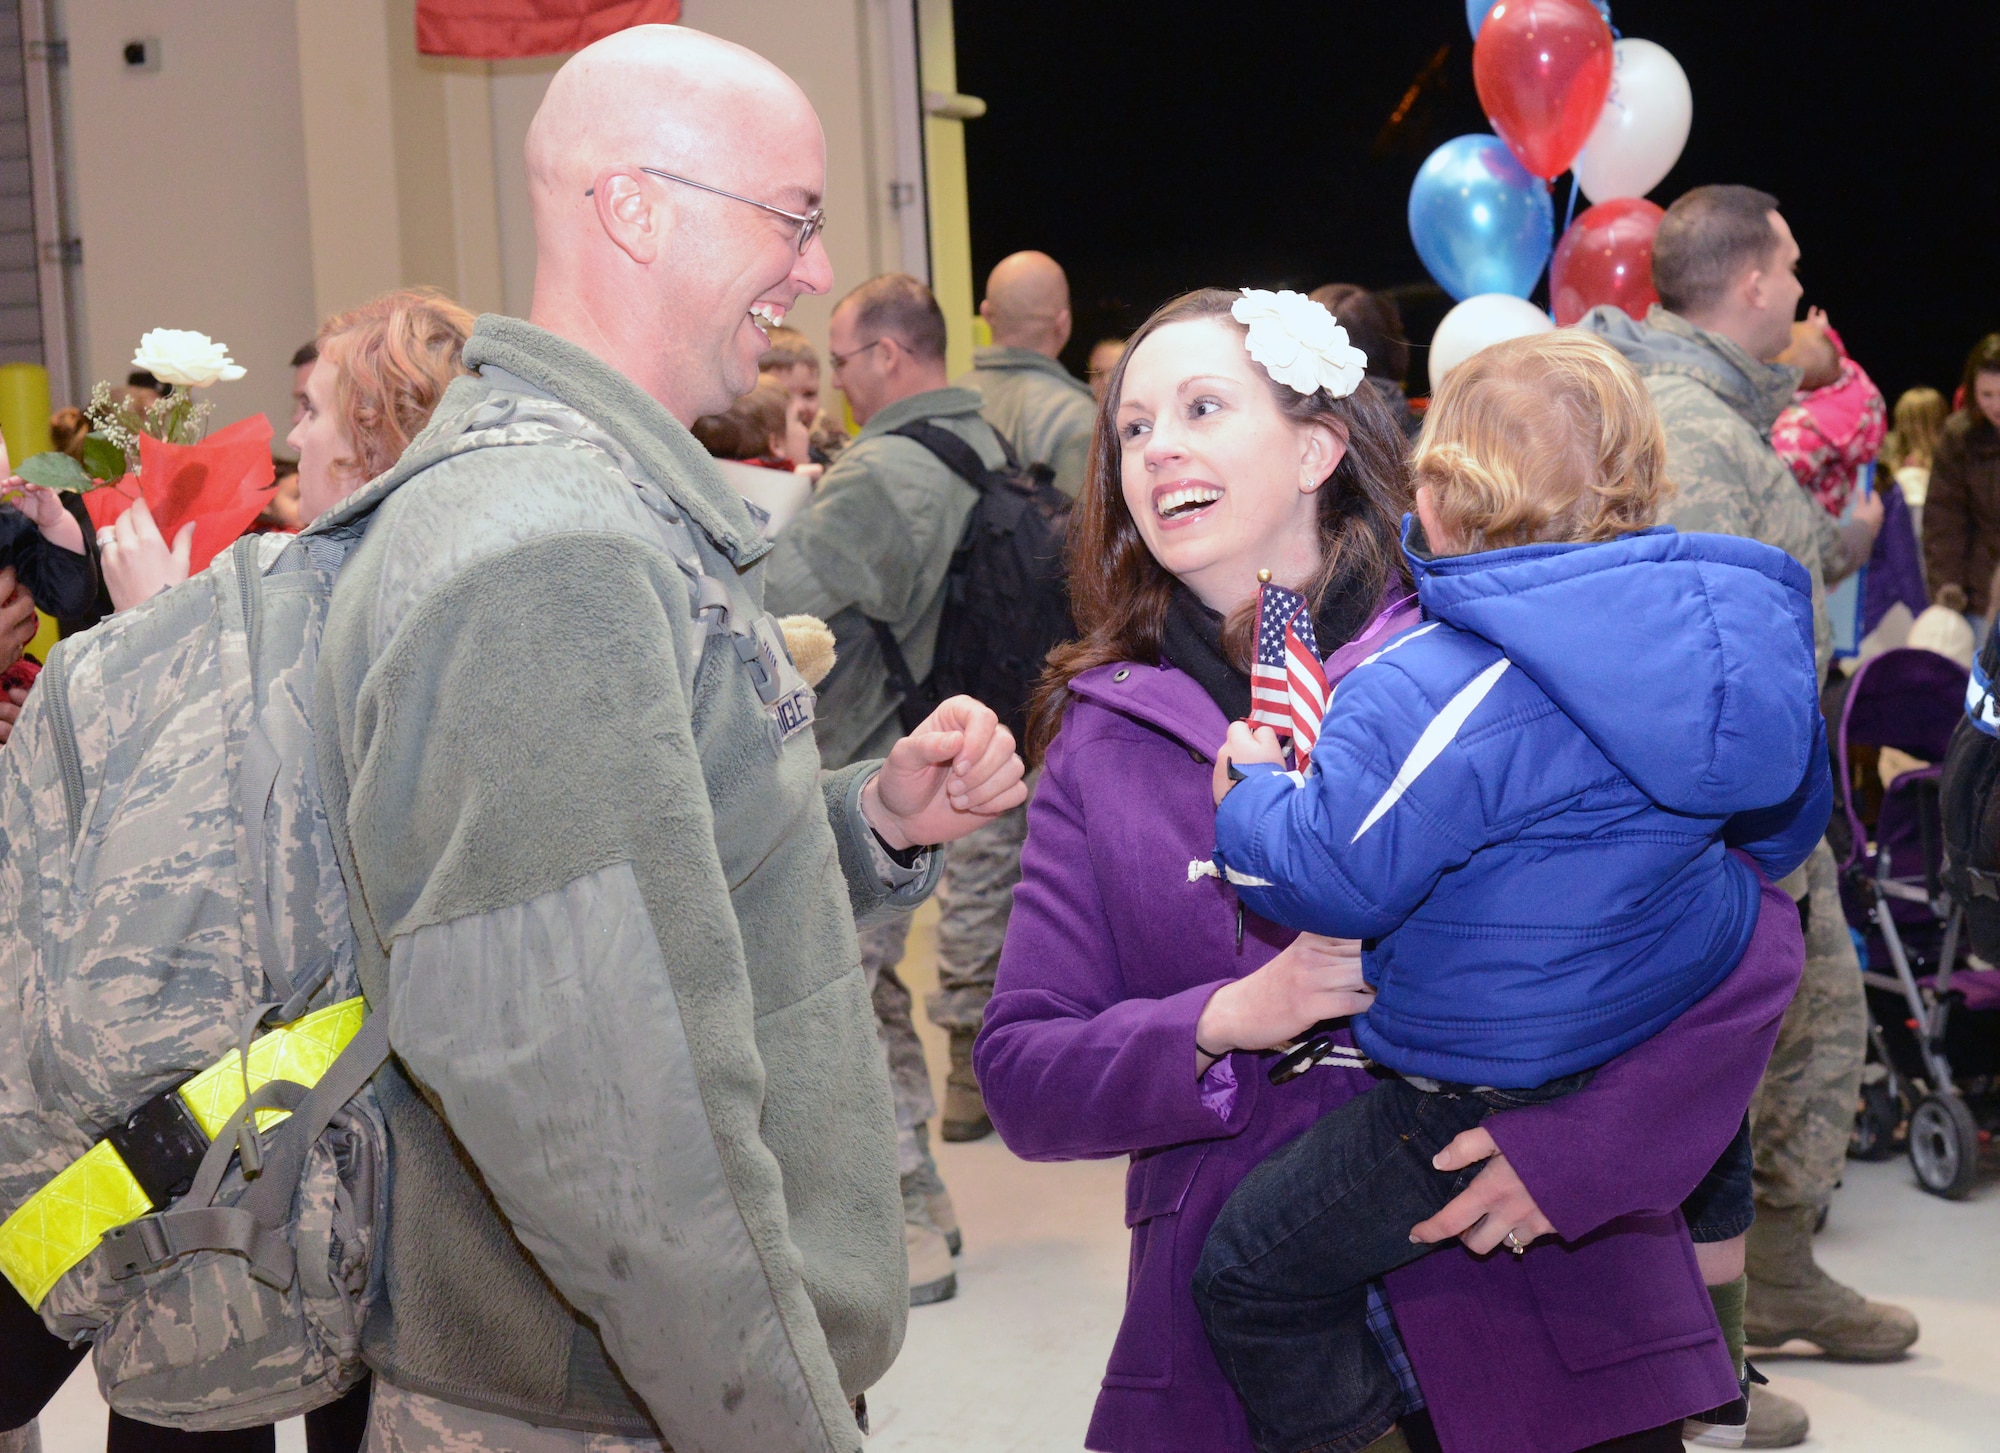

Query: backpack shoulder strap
left=864, top=614, right=934, bottom=735
left=888, top=419, right=1011, bottom=492
left=864, top=419, right=1005, bottom=732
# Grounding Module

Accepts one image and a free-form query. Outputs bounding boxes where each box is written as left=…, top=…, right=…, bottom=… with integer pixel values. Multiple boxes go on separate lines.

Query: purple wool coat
left=976, top=604, right=1805, bottom=1453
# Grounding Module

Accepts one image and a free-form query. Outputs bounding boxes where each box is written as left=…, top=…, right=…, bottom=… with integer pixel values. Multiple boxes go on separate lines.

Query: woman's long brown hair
left=1024, top=288, right=1412, bottom=764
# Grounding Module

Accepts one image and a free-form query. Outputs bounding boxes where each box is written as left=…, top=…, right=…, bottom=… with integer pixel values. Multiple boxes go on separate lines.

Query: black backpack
left=1940, top=628, right=2000, bottom=959
left=866, top=420, right=1075, bottom=742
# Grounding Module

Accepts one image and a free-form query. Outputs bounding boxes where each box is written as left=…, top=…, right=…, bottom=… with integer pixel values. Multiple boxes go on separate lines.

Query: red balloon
left=1473, top=0, right=1615, bottom=180
left=1549, top=197, right=1665, bottom=327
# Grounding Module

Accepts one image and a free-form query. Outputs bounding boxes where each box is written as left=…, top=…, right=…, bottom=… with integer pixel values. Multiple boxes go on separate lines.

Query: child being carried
left=1196, top=330, right=1828, bottom=1453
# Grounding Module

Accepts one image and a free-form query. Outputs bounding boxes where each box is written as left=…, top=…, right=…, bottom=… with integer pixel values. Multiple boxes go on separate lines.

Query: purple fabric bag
left=1864, top=474, right=1929, bottom=637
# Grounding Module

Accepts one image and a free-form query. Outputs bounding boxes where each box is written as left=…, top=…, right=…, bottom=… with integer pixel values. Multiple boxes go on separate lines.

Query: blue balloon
left=1408, top=134, right=1554, bottom=301
left=1470, top=0, right=1610, bottom=38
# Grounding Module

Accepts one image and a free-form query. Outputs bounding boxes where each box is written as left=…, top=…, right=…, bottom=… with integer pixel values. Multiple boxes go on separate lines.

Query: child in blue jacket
left=1194, top=331, right=1829, bottom=1453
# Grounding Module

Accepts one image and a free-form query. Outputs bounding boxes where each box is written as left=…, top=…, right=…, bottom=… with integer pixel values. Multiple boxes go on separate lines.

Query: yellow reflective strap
left=0, top=1140, right=151, bottom=1307
left=0, top=997, right=368, bottom=1309
left=177, top=997, right=368, bottom=1138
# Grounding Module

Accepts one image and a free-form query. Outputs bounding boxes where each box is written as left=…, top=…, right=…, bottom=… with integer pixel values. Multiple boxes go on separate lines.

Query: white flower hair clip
left=1230, top=289, right=1368, bottom=400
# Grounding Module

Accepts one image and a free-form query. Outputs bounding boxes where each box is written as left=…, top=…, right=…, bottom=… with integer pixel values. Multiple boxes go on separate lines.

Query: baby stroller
left=1832, top=646, right=2000, bottom=1199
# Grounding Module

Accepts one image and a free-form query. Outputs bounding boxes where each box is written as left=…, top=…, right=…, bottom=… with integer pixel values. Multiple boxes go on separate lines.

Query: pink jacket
left=1772, top=329, right=1887, bottom=517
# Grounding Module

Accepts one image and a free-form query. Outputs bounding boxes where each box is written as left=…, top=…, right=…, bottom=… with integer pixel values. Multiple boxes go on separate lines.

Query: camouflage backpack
left=0, top=525, right=389, bottom=1429
left=0, top=384, right=768, bottom=1431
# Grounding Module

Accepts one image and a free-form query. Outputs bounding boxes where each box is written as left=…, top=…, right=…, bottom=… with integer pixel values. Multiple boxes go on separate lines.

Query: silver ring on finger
left=1503, top=1229, right=1526, bottom=1255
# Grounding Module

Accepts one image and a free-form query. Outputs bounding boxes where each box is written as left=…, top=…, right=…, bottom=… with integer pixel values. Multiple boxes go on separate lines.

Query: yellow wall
left=917, top=0, right=976, bottom=381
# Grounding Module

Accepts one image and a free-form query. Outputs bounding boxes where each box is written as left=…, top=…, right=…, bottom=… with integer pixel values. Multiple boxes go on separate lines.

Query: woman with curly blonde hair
left=100, top=288, right=474, bottom=609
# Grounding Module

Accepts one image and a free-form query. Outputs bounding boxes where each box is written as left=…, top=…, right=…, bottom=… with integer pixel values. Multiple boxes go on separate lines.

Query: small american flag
left=1249, top=583, right=1332, bottom=768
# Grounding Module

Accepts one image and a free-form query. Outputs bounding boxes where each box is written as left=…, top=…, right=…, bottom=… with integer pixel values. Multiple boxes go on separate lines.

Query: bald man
left=308, top=26, right=1025, bottom=1453
left=957, top=250, right=1096, bottom=499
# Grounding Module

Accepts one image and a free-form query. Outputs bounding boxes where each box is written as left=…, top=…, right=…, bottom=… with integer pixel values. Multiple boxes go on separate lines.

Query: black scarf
left=1162, top=589, right=1252, bottom=723
left=1161, top=566, right=1392, bottom=725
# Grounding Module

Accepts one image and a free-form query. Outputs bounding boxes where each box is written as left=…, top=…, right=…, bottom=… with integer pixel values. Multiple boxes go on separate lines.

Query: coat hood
left=1405, top=519, right=1818, bottom=814
left=1579, top=304, right=1801, bottom=439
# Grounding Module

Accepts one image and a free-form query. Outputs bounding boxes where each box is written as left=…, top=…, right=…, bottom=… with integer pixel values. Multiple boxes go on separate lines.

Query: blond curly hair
left=317, top=287, right=476, bottom=485
left=1414, top=330, right=1673, bottom=553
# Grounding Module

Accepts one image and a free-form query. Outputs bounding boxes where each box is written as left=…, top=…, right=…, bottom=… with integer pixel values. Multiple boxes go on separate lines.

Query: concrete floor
left=35, top=901, right=2000, bottom=1451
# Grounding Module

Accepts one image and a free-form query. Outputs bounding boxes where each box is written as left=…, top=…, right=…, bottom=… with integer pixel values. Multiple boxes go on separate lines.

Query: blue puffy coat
left=1213, top=522, right=1831, bottom=1087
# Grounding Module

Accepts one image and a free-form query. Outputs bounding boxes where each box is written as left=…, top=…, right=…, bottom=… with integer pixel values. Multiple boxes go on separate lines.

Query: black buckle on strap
left=100, top=1215, right=173, bottom=1279
left=103, top=1088, right=209, bottom=1210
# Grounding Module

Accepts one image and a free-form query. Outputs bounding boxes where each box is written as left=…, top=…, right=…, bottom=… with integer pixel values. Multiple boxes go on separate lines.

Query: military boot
left=1743, top=1382, right=1811, bottom=1448
left=1745, top=1204, right=1918, bottom=1360
left=926, top=1183, right=963, bottom=1256
left=906, top=1218, right=957, bottom=1306
left=940, top=1026, right=992, bottom=1142
left=904, top=1166, right=961, bottom=1257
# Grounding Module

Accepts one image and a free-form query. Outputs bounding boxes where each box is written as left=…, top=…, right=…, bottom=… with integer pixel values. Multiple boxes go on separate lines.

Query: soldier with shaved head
left=961, top=250, right=1097, bottom=499
left=312, top=25, right=1025, bottom=1453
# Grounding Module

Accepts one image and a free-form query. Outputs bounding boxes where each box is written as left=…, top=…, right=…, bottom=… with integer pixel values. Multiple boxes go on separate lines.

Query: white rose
left=131, top=329, right=247, bottom=388
left=1230, top=289, right=1369, bottom=399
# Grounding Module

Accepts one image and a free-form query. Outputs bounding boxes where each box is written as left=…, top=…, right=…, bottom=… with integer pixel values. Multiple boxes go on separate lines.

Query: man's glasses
left=827, top=339, right=886, bottom=374
left=587, top=167, right=825, bottom=255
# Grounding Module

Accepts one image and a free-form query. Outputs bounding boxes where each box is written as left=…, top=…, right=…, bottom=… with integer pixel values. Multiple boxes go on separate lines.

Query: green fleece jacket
left=954, top=345, right=1095, bottom=499
left=309, top=317, right=933, bottom=1450
left=762, top=387, right=1003, bottom=769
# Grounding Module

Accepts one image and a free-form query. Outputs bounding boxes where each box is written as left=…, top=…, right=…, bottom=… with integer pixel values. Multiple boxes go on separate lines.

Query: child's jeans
left=1681, top=1113, right=1755, bottom=1242
left=1193, top=1071, right=1590, bottom=1453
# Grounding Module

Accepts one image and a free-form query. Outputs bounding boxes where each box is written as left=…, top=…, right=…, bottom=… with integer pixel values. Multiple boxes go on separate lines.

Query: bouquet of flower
left=13, top=330, right=273, bottom=573
left=19, top=330, right=248, bottom=491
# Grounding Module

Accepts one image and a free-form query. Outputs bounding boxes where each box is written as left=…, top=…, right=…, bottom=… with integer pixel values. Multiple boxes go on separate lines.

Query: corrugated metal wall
left=0, top=0, right=41, bottom=367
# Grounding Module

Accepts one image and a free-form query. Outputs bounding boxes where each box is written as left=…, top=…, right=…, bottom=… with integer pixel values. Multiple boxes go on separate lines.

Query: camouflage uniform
left=924, top=780, right=1034, bottom=1140
left=856, top=913, right=935, bottom=1181
left=954, top=345, right=1098, bottom=499
left=365, top=1379, right=662, bottom=1453
left=767, top=387, right=1014, bottom=1220
left=1751, top=839, right=1867, bottom=1210
left=926, top=792, right=1032, bottom=1035
left=1582, top=304, right=1863, bottom=1214
left=857, top=913, right=958, bottom=1300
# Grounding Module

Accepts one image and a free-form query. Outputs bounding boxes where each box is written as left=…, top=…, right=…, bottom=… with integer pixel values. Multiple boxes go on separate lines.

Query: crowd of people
left=0, top=20, right=1995, bottom=1453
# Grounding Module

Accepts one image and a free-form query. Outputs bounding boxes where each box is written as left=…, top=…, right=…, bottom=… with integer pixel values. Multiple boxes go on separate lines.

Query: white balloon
left=1576, top=39, right=1692, bottom=205
left=1428, top=294, right=1555, bottom=392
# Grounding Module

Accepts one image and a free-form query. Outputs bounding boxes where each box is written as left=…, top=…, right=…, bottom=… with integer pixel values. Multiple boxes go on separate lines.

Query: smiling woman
left=1025, top=287, right=1410, bottom=761
left=980, top=284, right=1808, bottom=1453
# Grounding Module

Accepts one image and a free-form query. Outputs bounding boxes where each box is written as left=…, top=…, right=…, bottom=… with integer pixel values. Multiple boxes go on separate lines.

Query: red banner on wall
left=416, top=0, right=682, bottom=59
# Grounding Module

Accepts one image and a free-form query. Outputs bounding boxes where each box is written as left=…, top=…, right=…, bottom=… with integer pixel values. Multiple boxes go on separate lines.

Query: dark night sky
left=956, top=1, right=2000, bottom=403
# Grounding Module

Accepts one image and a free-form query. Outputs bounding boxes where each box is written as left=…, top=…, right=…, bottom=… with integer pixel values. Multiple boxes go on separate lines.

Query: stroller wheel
left=1908, top=1094, right=1982, bottom=1199
left=1850, top=1079, right=1906, bottom=1162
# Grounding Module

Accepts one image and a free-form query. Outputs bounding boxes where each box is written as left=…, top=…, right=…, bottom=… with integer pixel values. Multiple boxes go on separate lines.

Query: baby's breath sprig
left=84, top=381, right=141, bottom=469
left=82, top=379, right=213, bottom=471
